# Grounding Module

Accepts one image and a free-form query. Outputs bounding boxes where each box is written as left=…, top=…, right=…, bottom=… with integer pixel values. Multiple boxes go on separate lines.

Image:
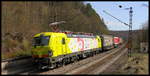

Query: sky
left=85, top=1, right=149, bottom=31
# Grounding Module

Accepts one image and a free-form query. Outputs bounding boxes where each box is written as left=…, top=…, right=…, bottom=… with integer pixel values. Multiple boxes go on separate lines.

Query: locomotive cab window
left=62, top=38, right=65, bottom=44
left=33, top=36, right=50, bottom=46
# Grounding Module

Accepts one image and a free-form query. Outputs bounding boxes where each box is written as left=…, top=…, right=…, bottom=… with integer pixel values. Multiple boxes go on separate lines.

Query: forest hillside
left=2, top=1, right=109, bottom=59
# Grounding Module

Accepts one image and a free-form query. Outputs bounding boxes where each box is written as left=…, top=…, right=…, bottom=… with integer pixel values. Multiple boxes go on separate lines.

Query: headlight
left=48, top=51, right=53, bottom=57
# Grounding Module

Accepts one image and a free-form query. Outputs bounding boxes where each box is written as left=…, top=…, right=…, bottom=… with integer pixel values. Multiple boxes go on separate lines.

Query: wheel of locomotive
left=90, top=52, right=92, bottom=56
left=65, top=57, right=70, bottom=64
left=48, top=63, right=56, bottom=69
left=86, top=53, right=89, bottom=57
left=56, top=61, right=64, bottom=67
left=82, top=53, right=86, bottom=58
left=38, top=63, right=48, bottom=70
left=74, top=56, right=78, bottom=62
left=78, top=54, right=83, bottom=59
left=62, top=58, right=67, bottom=65
left=94, top=51, right=96, bottom=55
left=88, top=52, right=91, bottom=57
left=71, top=56, right=76, bottom=63
left=76, top=55, right=80, bottom=60
left=90, top=52, right=93, bottom=57
left=92, top=51, right=95, bottom=56
left=96, top=50, right=99, bottom=54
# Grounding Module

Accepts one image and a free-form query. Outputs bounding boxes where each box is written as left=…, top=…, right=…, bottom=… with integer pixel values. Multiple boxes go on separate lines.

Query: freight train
left=31, top=32, right=123, bottom=69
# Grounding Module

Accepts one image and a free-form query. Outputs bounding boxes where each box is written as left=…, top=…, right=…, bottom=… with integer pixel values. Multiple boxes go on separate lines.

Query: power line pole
left=128, top=7, right=133, bottom=57
left=103, top=6, right=133, bottom=57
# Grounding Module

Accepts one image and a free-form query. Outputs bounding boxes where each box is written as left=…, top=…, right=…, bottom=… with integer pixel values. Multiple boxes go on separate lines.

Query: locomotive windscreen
left=33, top=36, right=50, bottom=46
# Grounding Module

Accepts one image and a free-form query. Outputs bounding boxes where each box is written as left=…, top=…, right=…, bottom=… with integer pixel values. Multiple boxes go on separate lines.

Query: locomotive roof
left=66, top=34, right=96, bottom=38
left=33, top=32, right=97, bottom=38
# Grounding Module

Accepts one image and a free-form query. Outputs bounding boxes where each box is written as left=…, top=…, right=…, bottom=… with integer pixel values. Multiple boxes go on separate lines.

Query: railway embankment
left=119, top=52, right=149, bottom=74
left=1, top=56, right=34, bottom=74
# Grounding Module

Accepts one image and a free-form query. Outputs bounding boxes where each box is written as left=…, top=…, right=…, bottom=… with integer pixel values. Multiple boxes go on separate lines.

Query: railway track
left=2, top=44, right=127, bottom=75
left=65, top=44, right=127, bottom=74
left=66, top=46, right=127, bottom=74
left=22, top=44, right=126, bottom=75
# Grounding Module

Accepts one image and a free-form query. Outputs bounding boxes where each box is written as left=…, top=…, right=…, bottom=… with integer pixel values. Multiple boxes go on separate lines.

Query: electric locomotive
left=31, top=32, right=102, bottom=69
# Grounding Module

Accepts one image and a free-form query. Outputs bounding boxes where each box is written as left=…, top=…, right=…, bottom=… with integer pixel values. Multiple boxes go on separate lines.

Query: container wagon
left=113, top=37, right=120, bottom=48
left=101, top=34, right=114, bottom=50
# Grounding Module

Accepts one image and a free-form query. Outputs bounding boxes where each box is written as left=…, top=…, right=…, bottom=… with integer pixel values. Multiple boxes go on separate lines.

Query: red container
left=113, top=37, right=120, bottom=45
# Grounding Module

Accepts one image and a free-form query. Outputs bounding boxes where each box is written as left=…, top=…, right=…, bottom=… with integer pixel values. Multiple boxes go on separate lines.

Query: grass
left=2, top=39, right=32, bottom=60
left=121, top=52, right=149, bottom=74
left=2, top=50, right=32, bottom=60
